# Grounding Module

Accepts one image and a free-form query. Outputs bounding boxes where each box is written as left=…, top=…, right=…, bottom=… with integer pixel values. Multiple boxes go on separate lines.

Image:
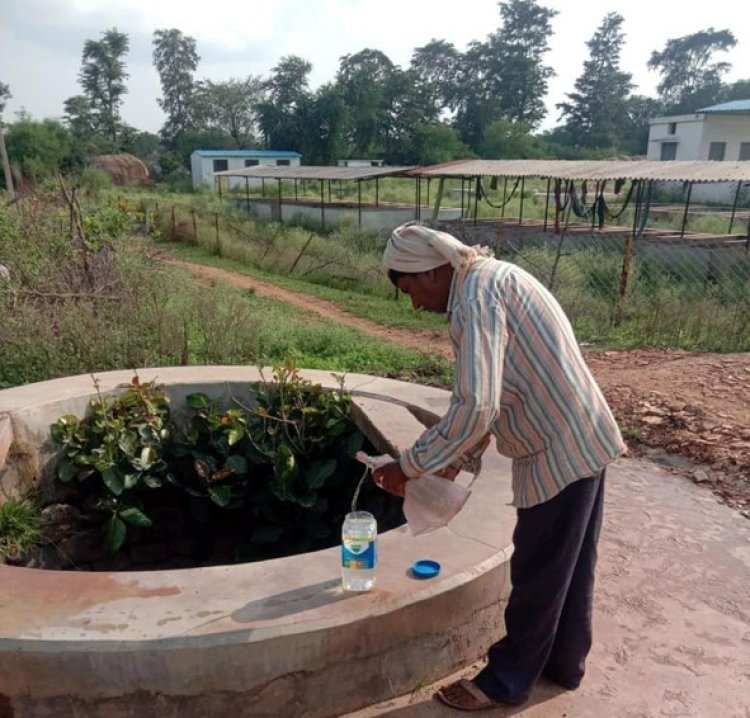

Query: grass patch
left=163, top=240, right=449, bottom=332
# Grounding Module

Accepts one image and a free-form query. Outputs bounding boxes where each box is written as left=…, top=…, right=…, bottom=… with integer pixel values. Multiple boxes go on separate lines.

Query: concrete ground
left=344, top=457, right=750, bottom=718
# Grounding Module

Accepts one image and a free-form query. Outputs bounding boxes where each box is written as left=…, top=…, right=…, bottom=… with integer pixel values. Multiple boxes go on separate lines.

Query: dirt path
left=171, top=259, right=750, bottom=512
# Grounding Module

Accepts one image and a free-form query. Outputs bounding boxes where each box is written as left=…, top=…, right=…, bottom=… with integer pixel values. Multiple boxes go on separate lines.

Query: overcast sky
left=1, top=0, right=748, bottom=134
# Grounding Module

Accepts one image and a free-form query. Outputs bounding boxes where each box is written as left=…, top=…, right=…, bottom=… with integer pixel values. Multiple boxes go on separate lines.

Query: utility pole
left=0, top=129, right=15, bottom=201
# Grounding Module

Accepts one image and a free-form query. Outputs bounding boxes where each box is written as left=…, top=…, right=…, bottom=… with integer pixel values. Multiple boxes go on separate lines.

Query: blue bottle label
left=342, top=535, right=377, bottom=569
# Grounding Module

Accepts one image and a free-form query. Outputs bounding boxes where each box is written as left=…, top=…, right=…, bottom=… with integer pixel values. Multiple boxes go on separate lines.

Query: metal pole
left=294, top=179, right=298, bottom=202
left=415, top=177, right=419, bottom=221
left=245, top=177, right=250, bottom=214
left=591, top=181, right=600, bottom=230
left=320, top=180, right=325, bottom=230
left=0, top=130, right=15, bottom=201
left=426, top=178, right=431, bottom=207
left=518, top=177, right=525, bottom=225
left=728, top=181, right=742, bottom=234
left=460, top=179, right=465, bottom=219
left=631, top=181, right=643, bottom=237
left=543, top=178, right=551, bottom=232
left=431, top=178, right=445, bottom=221
left=418, top=176, right=422, bottom=221
left=277, top=178, right=283, bottom=224
left=473, top=176, right=480, bottom=226
left=680, top=181, right=693, bottom=238
left=375, top=177, right=379, bottom=207
left=328, top=180, right=331, bottom=203
left=262, top=178, right=265, bottom=198
left=358, top=180, right=362, bottom=229
left=502, top=177, right=507, bottom=218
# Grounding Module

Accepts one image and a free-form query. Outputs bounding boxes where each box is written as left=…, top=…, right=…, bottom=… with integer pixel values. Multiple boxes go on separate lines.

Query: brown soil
left=169, top=259, right=750, bottom=514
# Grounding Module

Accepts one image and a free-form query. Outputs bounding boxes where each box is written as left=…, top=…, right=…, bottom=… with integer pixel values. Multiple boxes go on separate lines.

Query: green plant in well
left=50, top=375, right=172, bottom=552
left=0, top=500, right=43, bottom=564
left=243, top=363, right=362, bottom=508
left=168, top=393, right=253, bottom=508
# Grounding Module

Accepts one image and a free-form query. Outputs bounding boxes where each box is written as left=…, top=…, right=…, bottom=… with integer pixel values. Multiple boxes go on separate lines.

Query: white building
left=647, top=100, right=750, bottom=203
left=190, top=150, right=302, bottom=190
left=336, top=159, right=385, bottom=168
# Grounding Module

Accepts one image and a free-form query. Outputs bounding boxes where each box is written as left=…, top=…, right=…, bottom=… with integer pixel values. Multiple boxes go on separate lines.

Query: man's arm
left=400, top=297, right=506, bottom=479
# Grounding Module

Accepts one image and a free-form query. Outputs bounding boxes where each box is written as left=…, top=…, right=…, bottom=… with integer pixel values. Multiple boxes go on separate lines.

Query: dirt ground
left=171, top=259, right=750, bottom=515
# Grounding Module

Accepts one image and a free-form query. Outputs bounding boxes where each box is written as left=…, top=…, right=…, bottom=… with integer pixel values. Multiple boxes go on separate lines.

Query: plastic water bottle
left=341, top=511, right=377, bottom=591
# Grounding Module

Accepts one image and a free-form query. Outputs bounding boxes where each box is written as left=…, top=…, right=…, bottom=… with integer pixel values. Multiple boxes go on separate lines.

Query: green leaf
left=227, top=426, right=244, bottom=446
left=120, top=507, right=152, bottom=528
left=208, top=485, right=232, bottom=507
left=118, top=431, right=138, bottom=457
left=225, top=454, right=248, bottom=475
left=296, top=491, right=317, bottom=508
left=101, top=467, right=124, bottom=496
left=105, top=516, right=127, bottom=553
left=140, top=446, right=156, bottom=470
left=341, top=431, right=364, bottom=457
left=57, top=458, right=77, bottom=483
left=186, top=393, right=211, bottom=410
left=143, top=474, right=163, bottom=489
left=305, top=459, right=336, bottom=489
left=124, top=472, right=140, bottom=490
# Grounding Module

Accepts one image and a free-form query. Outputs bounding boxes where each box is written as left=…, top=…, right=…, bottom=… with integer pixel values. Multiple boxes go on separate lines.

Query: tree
left=194, top=77, right=263, bottom=148
left=5, top=118, right=73, bottom=180
left=484, top=0, right=558, bottom=128
left=78, top=28, right=130, bottom=141
left=557, top=13, right=633, bottom=149
left=479, top=118, right=541, bottom=158
left=336, top=49, right=395, bottom=156
left=648, top=28, right=736, bottom=112
left=257, top=55, right=312, bottom=150
left=0, top=81, right=11, bottom=123
left=410, top=39, right=461, bottom=117
left=620, top=95, right=664, bottom=156
left=296, top=84, right=348, bottom=165
left=152, top=28, right=200, bottom=146
left=411, top=122, right=472, bottom=165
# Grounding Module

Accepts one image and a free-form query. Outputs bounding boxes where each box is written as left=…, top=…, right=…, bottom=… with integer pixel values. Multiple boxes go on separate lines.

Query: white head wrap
left=383, top=222, right=491, bottom=274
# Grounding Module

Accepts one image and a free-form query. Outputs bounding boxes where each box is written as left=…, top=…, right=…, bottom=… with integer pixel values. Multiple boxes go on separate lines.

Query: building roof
left=212, top=164, right=414, bottom=181
left=192, top=149, right=302, bottom=158
left=411, top=159, right=750, bottom=184
left=696, top=100, right=750, bottom=113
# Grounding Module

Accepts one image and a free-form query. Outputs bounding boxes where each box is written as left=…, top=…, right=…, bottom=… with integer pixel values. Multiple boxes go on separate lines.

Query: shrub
left=0, top=500, right=43, bottom=563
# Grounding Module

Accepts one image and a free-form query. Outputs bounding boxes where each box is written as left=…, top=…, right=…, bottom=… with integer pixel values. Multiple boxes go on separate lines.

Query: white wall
left=699, top=115, right=750, bottom=161
left=191, top=155, right=302, bottom=189
left=647, top=114, right=704, bottom=161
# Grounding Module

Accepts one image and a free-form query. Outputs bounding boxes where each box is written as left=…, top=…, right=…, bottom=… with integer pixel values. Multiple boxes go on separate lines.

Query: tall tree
left=620, top=95, right=664, bottom=155
left=648, top=28, right=736, bottom=112
left=152, top=28, right=200, bottom=146
left=194, top=77, right=263, bottom=148
left=296, top=84, right=349, bottom=164
left=557, top=13, right=633, bottom=149
left=485, top=0, right=558, bottom=128
left=410, top=39, right=461, bottom=116
left=0, top=81, right=11, bottom=122
left=78, top=28, right=130, bottom=142
left=257, top=55, right=312, bottom=149
left=336, top=49, right=395, bottom=156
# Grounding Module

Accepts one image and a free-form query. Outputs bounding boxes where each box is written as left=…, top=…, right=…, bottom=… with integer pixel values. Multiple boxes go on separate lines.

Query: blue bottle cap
left=411, top=559, right=441, bottom=579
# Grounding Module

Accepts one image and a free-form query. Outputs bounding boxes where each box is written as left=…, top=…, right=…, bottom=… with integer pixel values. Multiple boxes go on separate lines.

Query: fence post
left=214, top=213, right=220, bottom=255
left=191, top=209, right=197, bottom=244
left=494, top=224, right=505, bottom=259
left=171, top=204, right=176, bottom=240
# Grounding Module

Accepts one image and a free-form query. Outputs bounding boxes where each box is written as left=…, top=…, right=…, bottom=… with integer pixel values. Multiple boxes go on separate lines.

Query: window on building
left=245, top=159, right=259, bottom=167
left=660, top=142, right=677, bottom=161
left=739, top=142, right=750, bottom=161
left=212, top=159, right=228, bottom=172
left=371, top=161, right=380, bottom=167
left=708, top=142, right=726, bottom=161
left=667, top=122, right=677, bottom=135
left=276, top=159, right=291, bottom=166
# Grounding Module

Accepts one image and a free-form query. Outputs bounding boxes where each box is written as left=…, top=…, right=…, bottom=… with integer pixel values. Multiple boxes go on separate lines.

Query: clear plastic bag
left=356, top=452, right=472, bottom=536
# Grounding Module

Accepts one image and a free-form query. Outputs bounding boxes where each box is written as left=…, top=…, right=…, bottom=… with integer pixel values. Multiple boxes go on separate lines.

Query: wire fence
left=137, top=198, right=750, bottom=353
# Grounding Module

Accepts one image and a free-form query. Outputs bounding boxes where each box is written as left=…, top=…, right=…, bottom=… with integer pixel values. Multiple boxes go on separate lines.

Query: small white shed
left=336, top=159, right=385, bottom=168
left=191, top=150, right=302, bottom=190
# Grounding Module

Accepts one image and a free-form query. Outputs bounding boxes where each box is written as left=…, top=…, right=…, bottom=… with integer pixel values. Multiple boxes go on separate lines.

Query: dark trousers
left=474, top=470, right=606, bottom=705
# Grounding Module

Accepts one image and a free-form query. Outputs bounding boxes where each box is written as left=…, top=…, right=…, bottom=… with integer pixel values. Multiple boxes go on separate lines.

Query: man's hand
left=372, top=461, right=411, bottom=497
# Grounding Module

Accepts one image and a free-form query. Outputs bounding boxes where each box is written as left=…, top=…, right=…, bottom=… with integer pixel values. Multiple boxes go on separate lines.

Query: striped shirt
left=400, top=258, right=625, bottom=508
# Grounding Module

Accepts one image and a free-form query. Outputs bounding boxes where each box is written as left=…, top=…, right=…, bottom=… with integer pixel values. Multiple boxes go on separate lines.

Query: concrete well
left=0, top=368, right=515, bottom=718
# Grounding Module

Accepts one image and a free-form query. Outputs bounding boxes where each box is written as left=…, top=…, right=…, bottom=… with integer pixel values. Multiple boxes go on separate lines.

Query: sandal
left=435, top=679, right=500, bottom=712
